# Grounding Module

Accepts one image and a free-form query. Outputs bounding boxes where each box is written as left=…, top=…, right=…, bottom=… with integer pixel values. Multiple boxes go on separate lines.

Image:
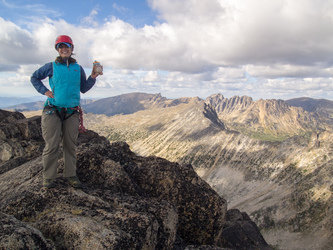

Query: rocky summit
left=0, top=109, right=271, bottom=249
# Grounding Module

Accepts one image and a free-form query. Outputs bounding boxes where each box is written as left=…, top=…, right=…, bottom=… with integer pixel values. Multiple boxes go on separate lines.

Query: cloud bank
left=0, top=0, right=333, bottom=100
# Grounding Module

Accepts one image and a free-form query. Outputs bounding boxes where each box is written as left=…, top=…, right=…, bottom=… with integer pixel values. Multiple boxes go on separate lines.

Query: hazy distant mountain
left=3, top=98, right=96, bottom=111
left=0, top=96, right=46, bottom=108
left=4, top=101, right=45, bottom=111
left=286, top=97, right=333, bottom=112
left=287, top=97, right=333, bottom=125
left=83, top=92, right=201, bottom=116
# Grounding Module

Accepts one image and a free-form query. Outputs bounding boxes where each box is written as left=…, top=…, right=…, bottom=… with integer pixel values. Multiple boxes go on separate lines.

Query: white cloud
left=112, top=3, right=130, bottom=15
left=144, top=71, right=159, bottom=82
left=81, top=8, right=100, bottom=27
left=0, top=18, right=35, bottom=65
left=0, top=0, right=333, bottom=100
left=246, top=64, right=333, bottom=78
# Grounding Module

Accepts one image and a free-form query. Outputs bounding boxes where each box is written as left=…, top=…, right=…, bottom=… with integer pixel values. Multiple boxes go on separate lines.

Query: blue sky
left=0, top=0, right=157, bottom=28
left=1, top=0, right=333, bottom=102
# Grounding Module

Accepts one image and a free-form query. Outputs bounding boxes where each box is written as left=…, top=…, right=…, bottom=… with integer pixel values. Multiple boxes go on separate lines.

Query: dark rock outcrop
left=0, top=109, right=43, bottom=174
left=221, top=209, right=271, bottom=250
left=0, top=109, right=271, bottom=249
left=0, top=212, right=54, bottom=249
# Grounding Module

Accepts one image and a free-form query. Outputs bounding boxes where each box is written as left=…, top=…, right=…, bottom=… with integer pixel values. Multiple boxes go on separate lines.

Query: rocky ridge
left=0, top=109, right=270, bottom=249
left=206, top=93, right=324, bottom=141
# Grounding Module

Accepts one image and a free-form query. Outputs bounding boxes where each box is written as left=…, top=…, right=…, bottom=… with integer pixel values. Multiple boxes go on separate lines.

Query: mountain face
left=82, top=93, right=333, bottom=250
left=206, top=93, right=324, bottom=141
left=0, top=109, right=272, bottom=249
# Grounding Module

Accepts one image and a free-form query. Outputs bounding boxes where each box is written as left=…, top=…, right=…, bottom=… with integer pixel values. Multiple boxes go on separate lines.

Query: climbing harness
left=45, top=102, right=86, bottom=133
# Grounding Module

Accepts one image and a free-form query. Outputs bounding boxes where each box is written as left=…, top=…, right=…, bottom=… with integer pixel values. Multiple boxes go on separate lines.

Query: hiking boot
left=43, top=179, right=55, bottom=188
left=68, top=176, right=83, bottom=188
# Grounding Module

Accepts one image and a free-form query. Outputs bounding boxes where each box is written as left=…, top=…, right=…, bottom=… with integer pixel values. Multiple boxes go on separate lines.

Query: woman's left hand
left=91, top=65, right=103, bottom=79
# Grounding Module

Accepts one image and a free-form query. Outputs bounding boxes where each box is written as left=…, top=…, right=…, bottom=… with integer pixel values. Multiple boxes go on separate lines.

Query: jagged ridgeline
left=81, top=93, right=332, bottom=250
left=0, top=108, right=271, bottom=249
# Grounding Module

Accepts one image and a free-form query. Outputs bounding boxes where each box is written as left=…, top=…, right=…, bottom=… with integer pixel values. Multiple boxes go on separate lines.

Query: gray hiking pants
left=41, top=107, right=80, bottom=180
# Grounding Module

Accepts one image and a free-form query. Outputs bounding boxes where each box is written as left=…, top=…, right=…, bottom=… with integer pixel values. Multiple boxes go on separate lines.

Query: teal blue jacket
left=49, top=62, right=80, bottom=108
left=31, top=60, right=96, bottom=108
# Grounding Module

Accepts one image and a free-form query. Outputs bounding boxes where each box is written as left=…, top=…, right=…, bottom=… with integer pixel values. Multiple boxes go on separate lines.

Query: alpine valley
left=13, top=92, right=333, bottom=249
left=80, top=93, right=333, bottom=250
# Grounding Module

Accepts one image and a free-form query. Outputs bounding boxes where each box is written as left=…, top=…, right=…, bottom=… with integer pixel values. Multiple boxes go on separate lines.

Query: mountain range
left=77, top=92, right=332, bottom=250
left=6, top=92, right=333, bottom=136
left=4, top=92, right=333, bottom=249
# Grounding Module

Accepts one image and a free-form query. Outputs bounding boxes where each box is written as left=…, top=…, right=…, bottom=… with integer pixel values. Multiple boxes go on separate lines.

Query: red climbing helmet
left=55, top=35, right=74, bottom=50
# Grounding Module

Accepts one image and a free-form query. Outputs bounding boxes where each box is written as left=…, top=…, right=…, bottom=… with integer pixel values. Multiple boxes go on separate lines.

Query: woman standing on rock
left=30, top=35, right=102, bottom=188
